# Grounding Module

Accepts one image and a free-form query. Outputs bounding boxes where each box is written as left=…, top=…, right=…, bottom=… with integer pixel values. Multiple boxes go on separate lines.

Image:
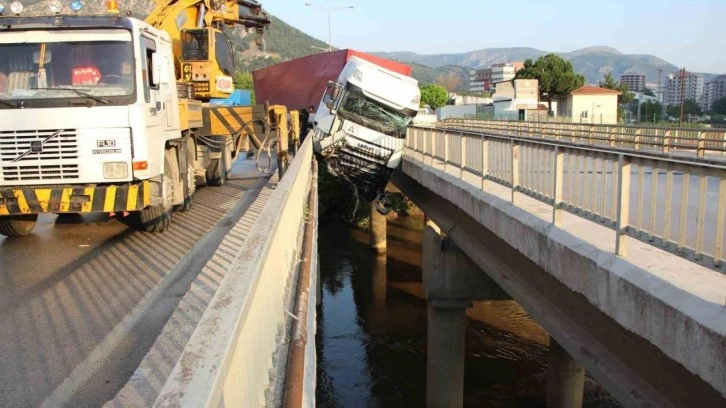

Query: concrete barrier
left=154, top=138, right=316, bottom=407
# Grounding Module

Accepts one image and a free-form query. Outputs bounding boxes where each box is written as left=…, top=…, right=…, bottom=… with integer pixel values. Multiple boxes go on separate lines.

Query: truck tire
left=0, top=214, right=38, bottom=237
left=206, top=154, right=226, bottom=186
left=134, top=155, right=174, bottom=232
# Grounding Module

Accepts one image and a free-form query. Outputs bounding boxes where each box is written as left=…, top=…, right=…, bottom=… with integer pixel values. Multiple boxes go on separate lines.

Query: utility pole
left=657, top=68, right=663, bottom=121
left=305, top=2, right=354, bottom=52
left=678, top=68, right=686, bottom=127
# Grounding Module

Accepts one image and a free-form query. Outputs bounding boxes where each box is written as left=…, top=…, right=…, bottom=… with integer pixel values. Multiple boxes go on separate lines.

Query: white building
left=492, top=79, right=548, bottom=121
left=469, top=68, right=492, bottom=93
left=664, top=70, right=704, bottom=107
left=557, top=86, right=620, bottom=124
left=491, top=62, right=523, bottom=84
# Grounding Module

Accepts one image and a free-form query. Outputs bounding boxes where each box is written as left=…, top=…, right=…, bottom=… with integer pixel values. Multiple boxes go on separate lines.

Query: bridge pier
left=370, top=200, right=387, bottom=253
left=422, top=221, right=493, bottom=408
left=546, top=337, right=585, bottom=408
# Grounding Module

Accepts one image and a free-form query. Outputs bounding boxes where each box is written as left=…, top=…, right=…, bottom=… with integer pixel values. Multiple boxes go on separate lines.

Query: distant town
left=461, top=62, right=726, bottom=126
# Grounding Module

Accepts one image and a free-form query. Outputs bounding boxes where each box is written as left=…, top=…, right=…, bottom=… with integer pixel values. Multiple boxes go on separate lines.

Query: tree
left=638, top=100, right=663, bottom=123
left=599, top=73, right=635, bottom=104
left=666, top=99, right=702, bottom=118
left=435, top=71, right=463, bottom=103
left=599, top=73, right=635, bottom=121
left=234, top=71, right=255, bottom=104
left=420, top=84, right=448, bottom=111
left=515, top=54, right=585, bottom=114
left=712, top=97, right=726, bottom=115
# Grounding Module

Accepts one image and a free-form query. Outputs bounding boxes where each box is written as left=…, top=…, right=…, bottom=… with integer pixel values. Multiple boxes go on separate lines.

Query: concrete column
left=426, top=300, right=470, bottom=408
left=370, top=201, right=386, bottom=253
left=546, top=337, right=585, bottom=408
left=369, top=253, right=388, bottom=334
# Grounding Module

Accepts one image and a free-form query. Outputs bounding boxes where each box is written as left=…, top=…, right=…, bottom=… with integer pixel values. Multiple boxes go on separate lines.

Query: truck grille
left=0, top=129, right=80, bottom=181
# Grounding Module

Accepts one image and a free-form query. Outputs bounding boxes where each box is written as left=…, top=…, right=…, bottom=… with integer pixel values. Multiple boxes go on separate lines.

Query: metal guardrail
left=440, top=119, right=726, bottom=158
left=406, top=124, right=726, bottom=273
left=155, top=138, right=317, bottom=407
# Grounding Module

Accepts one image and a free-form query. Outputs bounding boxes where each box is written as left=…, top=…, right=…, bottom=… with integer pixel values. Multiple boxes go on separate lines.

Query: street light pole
left=305, top=2, right=354, bottom=52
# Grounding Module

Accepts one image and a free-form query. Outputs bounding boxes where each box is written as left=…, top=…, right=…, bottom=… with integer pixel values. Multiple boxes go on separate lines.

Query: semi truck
left=0, top=0, right=294, bottom=237
left=253, top=50, right=420, bottom=202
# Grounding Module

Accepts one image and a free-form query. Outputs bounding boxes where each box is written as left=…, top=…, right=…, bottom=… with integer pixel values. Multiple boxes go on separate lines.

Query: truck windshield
left=0, top=29, right=134, bottom=106
left=337, top=85, right=414, bottom=138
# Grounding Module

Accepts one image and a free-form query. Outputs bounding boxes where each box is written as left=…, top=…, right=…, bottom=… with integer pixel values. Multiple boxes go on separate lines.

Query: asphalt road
left=0, top=158, right=271, bottom=408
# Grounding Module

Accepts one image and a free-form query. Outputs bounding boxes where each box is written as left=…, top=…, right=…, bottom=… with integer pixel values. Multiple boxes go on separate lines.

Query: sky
left=264, top=0, right=726, bottom=74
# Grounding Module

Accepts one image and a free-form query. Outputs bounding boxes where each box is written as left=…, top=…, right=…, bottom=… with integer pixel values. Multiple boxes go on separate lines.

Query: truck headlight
left=49, top=0, right=61, bottom=13
left=104, top=162, right=128, bottom=179
left=9, top=1, right=23, bottom=14
left=0, top=3, right=6, bottom=15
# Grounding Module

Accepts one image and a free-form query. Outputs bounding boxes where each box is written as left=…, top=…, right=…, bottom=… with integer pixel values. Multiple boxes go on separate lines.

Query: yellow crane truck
left=0, top=0, right=296, bottom=236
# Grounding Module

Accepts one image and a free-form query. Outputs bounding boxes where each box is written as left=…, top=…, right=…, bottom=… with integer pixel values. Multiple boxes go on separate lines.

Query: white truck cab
left=312, top=56, right=420, bottom=200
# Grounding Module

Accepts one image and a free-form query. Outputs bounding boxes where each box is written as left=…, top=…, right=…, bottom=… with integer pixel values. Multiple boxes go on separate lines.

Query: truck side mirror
left=323, top=81, right=341, bottom=113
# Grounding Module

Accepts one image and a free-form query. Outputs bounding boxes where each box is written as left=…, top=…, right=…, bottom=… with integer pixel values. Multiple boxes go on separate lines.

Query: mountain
left=16, top=3, right=720, bottom=86
left=373, top=46, right=718, bottom=86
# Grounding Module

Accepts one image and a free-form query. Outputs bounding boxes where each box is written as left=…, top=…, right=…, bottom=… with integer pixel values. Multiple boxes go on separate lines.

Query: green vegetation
left=711, top=97, right=726, bottom=115
left=233, top=72, right=255, bottom=103
left=515, top=54, right=585, bottom=113
left=666, top=99, right=702, bottom=117
left=420, top=84, right=448, bottom=110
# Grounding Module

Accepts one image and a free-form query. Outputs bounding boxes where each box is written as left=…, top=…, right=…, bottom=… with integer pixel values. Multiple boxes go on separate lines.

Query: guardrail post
left=697, top=131, right=705, bottom=158
left=460, top=132, right=467, bottom=179
left=588, top=125, right=594, bottom=145
left=481, top=135, right=489, bottom=191
left=722, top=131, right=726, bottom=156
left=444, top=130, right=449, bottom=171
left=511, top=140, right=520, bottom=204
left=663, top=130, right=671, bottom=154
left=553, top=146, right=564, bottom=226
left=615, top=154, right=631, bottom=256
left=634, top=129, right=641, bottom=151
left=430, top=129, right=436, bottom=167
left=609, top=127, right=617, bottom=148
left=715, top=171, right=726, bottom=267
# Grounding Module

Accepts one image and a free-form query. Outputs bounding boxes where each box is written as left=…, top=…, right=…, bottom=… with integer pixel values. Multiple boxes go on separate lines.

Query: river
left=316, top=216, right=622, bottom=408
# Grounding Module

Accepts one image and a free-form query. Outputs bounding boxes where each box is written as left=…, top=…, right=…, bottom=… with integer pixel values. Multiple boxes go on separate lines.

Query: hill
left=373, top=46, right=712, bottom=86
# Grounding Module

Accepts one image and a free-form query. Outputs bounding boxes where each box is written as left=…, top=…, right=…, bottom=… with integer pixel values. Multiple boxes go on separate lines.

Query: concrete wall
left=567, top=94, right=619, bottom=124
left=154, top=139, right=316, bottom=408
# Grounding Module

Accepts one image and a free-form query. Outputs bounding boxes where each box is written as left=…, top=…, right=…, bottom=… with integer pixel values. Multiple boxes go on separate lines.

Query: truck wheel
left=0, top=214, right=38, bottom=237
left=137, top=155, right=174, bottom=232
left=206, top=154, right=226, bottom=186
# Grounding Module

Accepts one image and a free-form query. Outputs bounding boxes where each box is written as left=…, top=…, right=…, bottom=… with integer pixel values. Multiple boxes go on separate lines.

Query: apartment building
left=620, top=74, right=646, bottom=92
left=702, top=75, right=726, bottom=112
left=469, top=68, right=492, bottom=93
left=491, top=62, right=524, bottom=84
left=663, top=70, right=704, bottom=107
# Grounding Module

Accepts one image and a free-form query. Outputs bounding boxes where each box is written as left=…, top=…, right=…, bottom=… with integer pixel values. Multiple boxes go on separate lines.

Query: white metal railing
left=154, top=138, right=316, bottom=407
left=406, top=125, right=726, bottom=273
left=440, top=119, right=726, bottom=158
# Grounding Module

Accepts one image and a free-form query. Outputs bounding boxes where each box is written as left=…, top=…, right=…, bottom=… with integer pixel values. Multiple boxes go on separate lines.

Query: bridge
left=1, top=121, right=725, bottom=407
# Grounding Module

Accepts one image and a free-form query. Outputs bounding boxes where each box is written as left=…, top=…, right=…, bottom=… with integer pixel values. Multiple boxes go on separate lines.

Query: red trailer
left=252, top=49, right=412, bottom=110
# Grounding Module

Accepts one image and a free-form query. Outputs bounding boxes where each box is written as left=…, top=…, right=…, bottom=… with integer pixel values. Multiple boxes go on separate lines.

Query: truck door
left=140, top=36, right=165, bottom=137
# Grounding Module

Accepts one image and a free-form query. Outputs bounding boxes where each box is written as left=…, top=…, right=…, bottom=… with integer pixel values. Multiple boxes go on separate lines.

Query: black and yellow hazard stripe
left=199, top=105, right=267, bottom=137
left=0, top=181, right=150, bottom=215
